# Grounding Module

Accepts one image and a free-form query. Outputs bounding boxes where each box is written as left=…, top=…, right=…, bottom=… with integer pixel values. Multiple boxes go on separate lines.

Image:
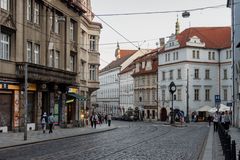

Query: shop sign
left=68, top=88, right=78, bottom=93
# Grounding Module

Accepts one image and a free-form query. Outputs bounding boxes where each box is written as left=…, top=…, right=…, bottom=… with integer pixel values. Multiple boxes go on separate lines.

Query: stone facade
left=0, top=0, right=101, bottom=131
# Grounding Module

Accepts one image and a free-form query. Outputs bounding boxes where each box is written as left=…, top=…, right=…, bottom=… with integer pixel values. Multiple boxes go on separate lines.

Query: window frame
left=1, top=0, right=9, bottom=10
left=0, top=33, right=10, bottom=60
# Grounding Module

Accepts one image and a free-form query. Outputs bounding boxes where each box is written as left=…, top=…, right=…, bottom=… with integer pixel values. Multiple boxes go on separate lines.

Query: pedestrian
left=41, top=112, right=48, bottom=133
left=48, top=113, right=54, bottom=133
left=107, top=114, right=112, bottom=127
left=90, top=114, right=93, bottom=128
left=224, top=111, right=231, bottom=131
left=220, top=112, right=225, bottom=127
left=207, top=115, right=212, bottom=127
left=105, top=114, right=108, bottom=124
left=213, top=111, right=219, bottom=132
left=92, top=114, right=98, bottom=128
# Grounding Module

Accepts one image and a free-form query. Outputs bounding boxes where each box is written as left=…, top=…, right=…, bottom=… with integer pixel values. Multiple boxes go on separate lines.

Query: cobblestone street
left=0, top=121, right=209, bottom=160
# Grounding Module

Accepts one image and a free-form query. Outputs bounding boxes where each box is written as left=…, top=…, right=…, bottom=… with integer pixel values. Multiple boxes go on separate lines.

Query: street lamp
left=169, top=81, right=176, bottom=124
left=186, top=69, right=190, bottom=123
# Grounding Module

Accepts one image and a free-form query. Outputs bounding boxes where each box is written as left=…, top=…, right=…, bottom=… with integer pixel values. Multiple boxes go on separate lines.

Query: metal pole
left=171, top=93, right=174, bottom=124
left=186, top=68, right=189, bottom=123
left=24, top=63, right=28, bottom=140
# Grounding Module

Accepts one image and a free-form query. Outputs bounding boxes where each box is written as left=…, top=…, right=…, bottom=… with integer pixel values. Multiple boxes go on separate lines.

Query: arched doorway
left=160, top=107, right=167, bottom=121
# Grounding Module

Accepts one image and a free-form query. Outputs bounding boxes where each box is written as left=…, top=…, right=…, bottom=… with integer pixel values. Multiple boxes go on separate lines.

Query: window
left=1, top=0, right=9, bottom=10
left=27, top=0, right=32, bottom=21
left=54, top=13, right=60, bottom=34
left=54, top=51, right=60, bottom=68
left=194, top=69, right=199, bottom=79
left=196, top=50, right=200, bottom=59
left=70, top=20, right=75, bottom=41
left=223, top=69, right=228, bottom=79
left=90, top=35, right=96, bottom=51
left=165, top=54, right=167, bottom=62
left=34, top=44, right=40, bottom=64
left=173, top=52, right=175, bottom=60
left=205, top=89, right=210, bottom=101
left=176, top=51, right=178, bottom=60
left=205, top=69, right=210, bottom=79
left=27, top=42, right=32, bottom=62
left=49, top=50, right=54, bottom=67
left=167, top=53, right=170, bottom=61
left=208, top=52, right=211, bottom=60
left=229, top=50, right=232, bottom=59
left=177, top=89, right=181, bottom=100
left=34, top=2, right=40, bottom=24
left=162, top=90, right=165, bottom=101
left=226, top=50, right=229, bottom=59
left=212, top=52, right=215, bottom=60
left=192, top=50, right=195, bottom=59
left=177, top=69, right=181, bottom=79
left=0, top=33, right=10, bottom=60
left=194, top=89, right=199, bottom=101
left=162, top=71, right=165, bottom=80
left=223, top=89, right=228, bottom=101
left=89, top=65, right=97, bottom=80
left=48, top=50, right=60, bottom=68
left=169, top=70, right=173, bottom=80
left=70, top=54, right=76, bottom=72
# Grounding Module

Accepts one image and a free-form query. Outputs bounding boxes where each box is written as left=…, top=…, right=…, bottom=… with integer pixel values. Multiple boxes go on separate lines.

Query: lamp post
left=24, top=63, right=28, bottom=140
left=169, top=81, right=176, bottom=124
left=186, top=69, right=190, bottom=123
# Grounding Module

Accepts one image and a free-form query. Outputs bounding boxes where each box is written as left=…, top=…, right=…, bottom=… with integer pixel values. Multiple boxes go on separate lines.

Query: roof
left=117, top=50, right=138, bottom=58
left=131, top=50, right=158, bottom=77
left=100, top=54, right=133, bottom=73
left=160, top=27, right=231, bottom=53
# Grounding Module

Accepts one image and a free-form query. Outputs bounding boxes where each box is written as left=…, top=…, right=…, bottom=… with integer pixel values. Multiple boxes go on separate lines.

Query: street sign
left=215, top=95, right=221, bottom=103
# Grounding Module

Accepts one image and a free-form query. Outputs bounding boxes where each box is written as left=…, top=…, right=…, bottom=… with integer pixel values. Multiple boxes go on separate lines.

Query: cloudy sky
left=91, top=0, right=231, bottom=69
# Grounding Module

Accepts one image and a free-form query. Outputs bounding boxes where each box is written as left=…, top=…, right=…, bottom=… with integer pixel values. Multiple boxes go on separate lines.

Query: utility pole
left=24, top=63, right=28, bottom=140
left=186, top=68, right=190, bottom=123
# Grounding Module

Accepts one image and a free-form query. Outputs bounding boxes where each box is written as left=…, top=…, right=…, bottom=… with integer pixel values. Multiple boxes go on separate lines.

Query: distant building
left=132, top=50, right=158, bottom=121
left=0, top=0, right=101, bottom=131
left=158, top=26, right=232, bottom=121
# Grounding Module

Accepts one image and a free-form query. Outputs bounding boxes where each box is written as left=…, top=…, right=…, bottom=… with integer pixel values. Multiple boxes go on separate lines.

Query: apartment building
left=0, top=0, right=101, bottom=132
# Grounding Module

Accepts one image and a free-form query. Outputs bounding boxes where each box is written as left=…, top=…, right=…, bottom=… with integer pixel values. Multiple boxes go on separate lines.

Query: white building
left=228, top=0, right=240, bottom=127
left=158, top=27, right=232, bottom=121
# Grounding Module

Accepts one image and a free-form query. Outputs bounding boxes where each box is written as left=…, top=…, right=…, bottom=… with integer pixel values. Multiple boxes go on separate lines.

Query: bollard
left=232, top=140, right=236, bottom=160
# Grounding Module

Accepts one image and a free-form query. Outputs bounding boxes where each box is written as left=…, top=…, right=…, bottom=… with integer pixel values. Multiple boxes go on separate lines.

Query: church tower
left=175, top=16, right=180, bottom=35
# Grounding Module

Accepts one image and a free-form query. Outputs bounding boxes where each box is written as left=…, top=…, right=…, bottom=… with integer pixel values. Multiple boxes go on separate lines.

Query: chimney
left=159, top=38, right=165, bottom=47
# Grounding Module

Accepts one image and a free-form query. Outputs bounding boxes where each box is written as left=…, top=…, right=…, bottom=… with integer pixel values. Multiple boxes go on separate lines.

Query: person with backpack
left=48, top=113, right=54, bottom=133
left=41, top=112, right=48, bottom=133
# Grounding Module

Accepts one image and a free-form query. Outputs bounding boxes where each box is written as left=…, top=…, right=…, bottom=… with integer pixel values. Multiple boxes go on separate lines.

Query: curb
left=0, top=127, right=118, bottom=150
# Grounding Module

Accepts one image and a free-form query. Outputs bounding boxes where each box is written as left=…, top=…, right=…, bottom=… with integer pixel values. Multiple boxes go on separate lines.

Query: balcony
left=62, top=0, right=87, bottom=14
left=16, top=63, right=77, bottom=85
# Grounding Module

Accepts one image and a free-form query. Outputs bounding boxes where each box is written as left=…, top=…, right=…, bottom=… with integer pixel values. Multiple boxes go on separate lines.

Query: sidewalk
left=202, top=125, right=240, bottom=160
left=0, top=124, right=117, bottom=149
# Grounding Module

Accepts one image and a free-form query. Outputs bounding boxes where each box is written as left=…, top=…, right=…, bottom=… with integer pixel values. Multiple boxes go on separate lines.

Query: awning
left=67, top=93, right=87, bottom=101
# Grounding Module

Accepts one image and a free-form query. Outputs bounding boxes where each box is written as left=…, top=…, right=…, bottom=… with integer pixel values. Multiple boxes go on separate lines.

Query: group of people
left=90, top=113, right=112, bottom=128
left=41, top=112, right=55, bottom=134
left=211, top=111, right=231, bottom=132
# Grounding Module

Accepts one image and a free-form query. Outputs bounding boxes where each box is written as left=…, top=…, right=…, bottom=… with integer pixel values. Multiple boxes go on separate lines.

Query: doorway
left=160, top=107, right=167, bottom=121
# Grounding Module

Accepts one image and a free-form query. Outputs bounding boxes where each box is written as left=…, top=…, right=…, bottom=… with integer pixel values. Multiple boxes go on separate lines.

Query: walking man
left=213, top=111, right=219, bottom=132
left=107, top=114, right=112, bottom=127
left=48, top=113, right=54, bottom=133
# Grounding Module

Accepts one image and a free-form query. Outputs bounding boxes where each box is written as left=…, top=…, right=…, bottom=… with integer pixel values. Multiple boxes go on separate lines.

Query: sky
left=91, top=0, right=231, bottom=69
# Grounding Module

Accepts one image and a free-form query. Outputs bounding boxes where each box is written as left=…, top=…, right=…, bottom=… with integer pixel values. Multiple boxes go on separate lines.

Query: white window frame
left=177, top=89, right=181, bottom=101
left=177, top=69, right=181, bottom=79
left=27, top=41, right=32, bottom=62
left=54, top=13, right=60, bottom=34
left=194, top=89, right=199, bottom=101
left=89, top=35, right=96, bottom=52
left=223, top=89, right=228, bottom=101
left=0, top=33, right=10, bottom=60
left=194, top=69, right=199, bottom=79
left=34, top=44, right=40, bottom=64
left=70, top=54, right=75, bottom=71
left=34, top=2, right=40, bottom=24
left=49, top=50, right=54, bottom=67
left=70, top=21, right=74, bottom=41
left=205, top=69, right=210, bottom=79
left=224, top=69, right=228, bottom=79
left=27, top=0, right=32, bottom=21
left=205, top=89, right=210, bottom=101
left=55, top=51, right=60, bottom=68
left=89, top=64, right=97, bottom=80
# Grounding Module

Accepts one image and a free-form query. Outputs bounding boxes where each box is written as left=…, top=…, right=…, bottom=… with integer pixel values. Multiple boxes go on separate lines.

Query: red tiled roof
left=160, top=27, right=231, bottom=53
left=118, top=50, right=138, bottom=58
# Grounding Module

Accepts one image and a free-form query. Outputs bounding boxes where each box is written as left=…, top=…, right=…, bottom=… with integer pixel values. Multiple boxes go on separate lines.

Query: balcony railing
left=62, top=0, right=87, bottom=13
left=16, top=63, right=77, bottom=85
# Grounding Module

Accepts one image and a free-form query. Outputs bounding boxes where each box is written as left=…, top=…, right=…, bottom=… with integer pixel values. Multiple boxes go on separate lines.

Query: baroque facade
left=0, top=0, right=101, bottom=132
left=158, top=27, right=232, bottom=121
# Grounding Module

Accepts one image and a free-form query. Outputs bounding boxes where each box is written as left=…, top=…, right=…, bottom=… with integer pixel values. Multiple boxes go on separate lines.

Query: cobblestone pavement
left=0, top=121, right=209, bottom=160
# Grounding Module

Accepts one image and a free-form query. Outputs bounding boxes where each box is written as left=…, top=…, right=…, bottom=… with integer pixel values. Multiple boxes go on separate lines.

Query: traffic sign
left=215, top=95, right=221, bottom=103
